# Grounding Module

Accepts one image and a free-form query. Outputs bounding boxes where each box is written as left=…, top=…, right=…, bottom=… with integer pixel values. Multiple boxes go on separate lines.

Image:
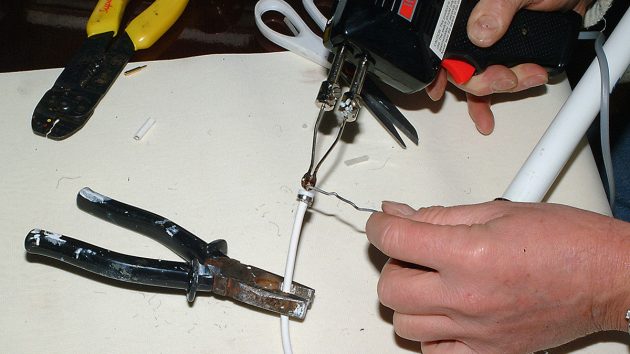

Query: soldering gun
left=318, top=0, right=581, bottom=119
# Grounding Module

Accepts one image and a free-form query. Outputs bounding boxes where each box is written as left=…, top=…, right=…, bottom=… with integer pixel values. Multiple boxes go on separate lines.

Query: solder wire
left=311, top=186, right=378, bottom=213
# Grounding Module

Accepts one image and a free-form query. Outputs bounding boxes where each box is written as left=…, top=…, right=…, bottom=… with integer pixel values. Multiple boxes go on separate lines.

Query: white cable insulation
left=281, top=189, right=314, bottom=354
left=503, top=8, right=630, bottom=202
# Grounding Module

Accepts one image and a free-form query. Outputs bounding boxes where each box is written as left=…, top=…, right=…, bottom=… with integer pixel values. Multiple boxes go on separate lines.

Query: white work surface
left=1, top=52, right=627, bottom=353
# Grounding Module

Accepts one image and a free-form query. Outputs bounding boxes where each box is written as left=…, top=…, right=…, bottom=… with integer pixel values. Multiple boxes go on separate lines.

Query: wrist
left=594, top=218, right=630, bottom=332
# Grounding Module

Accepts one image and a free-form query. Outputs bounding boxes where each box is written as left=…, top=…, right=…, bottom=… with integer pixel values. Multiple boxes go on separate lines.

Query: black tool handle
left=24, top=229, right=196, bottom=291
left=445, top=4, right=582, bottom=74
left=76, top=187, right=227, bottom=263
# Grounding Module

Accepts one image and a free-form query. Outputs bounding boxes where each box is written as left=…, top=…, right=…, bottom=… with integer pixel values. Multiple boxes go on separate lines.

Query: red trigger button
left=441, top=59, right=476, bottom=84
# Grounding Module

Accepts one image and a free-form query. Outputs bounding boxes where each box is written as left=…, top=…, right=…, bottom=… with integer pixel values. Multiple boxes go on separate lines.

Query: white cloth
left=0, top=52, right=621, bottom=353
left=584, top=0, right=630, bottom=82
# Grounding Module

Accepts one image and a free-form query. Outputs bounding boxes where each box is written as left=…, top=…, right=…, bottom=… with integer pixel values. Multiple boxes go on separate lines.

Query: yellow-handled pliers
left=32, top=0, right=189, bottom=140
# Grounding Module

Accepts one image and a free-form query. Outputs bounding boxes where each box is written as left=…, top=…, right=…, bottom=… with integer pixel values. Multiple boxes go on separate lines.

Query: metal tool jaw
left=24, top=187, right=315, bottom=320
left=32, top=32, right=136, bottom=140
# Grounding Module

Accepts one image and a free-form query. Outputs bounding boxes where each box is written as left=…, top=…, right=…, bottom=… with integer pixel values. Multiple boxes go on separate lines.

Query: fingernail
left=469, top=15, right=500, bottom=45
left=381, top=201, right=415, bottom=216
left=522, top=74, right=548, bottom=88
left=491, top=78, right=517, bottom=92
left=475, top=123, right=493, bottom=135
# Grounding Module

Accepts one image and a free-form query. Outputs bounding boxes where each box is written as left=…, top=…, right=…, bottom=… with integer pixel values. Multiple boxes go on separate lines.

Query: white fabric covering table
left=0, top=52, right=626, bottom=353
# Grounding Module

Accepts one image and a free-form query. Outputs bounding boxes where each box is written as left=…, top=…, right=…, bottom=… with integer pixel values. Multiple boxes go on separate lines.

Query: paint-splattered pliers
left=24, top=187, right=315, bottom=319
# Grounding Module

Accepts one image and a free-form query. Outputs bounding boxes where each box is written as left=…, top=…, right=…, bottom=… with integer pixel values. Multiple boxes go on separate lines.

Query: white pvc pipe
left=503, top=8, right=630, bottom=202
left=281, top=189, right=314, bottom=354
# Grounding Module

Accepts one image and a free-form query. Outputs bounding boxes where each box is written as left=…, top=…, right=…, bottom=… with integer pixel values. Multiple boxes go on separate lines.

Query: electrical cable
left=281, top=189, right=314, bottom=354
left=579, top=31, right=614, bottom=208
left=594, top=33, right=614, bottom=209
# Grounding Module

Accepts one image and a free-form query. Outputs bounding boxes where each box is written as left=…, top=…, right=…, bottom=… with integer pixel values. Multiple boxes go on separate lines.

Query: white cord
left=281, top=189, right=314, bottom=354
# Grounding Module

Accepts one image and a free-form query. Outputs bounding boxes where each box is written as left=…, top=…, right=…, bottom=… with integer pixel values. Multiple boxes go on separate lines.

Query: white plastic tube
left=503, top=8, right=630, bottom=202
left=281, top=189, right=314, bottom=354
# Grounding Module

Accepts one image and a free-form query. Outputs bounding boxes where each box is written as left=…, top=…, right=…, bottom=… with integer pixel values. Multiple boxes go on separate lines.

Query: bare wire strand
left=311, top=186, right=378, bottom=213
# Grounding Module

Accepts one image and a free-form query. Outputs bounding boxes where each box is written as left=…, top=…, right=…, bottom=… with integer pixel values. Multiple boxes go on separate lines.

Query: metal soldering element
left=302, top=48, right=368, bottom=190
left=316, top=45, right=346, bottom=110
left=301, top=113, right=348, bottom=190
left=338, top=55, right=369, bottom=122
left=303, top=46, right=348, bottom=189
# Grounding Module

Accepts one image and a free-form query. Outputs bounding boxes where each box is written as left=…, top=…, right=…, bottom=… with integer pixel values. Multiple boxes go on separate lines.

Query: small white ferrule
left=133, top=117, right=156, bottom=140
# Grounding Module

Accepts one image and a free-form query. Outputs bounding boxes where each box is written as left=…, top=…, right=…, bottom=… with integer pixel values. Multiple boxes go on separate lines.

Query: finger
left=509, top=63, right=548, bottom=91
left=421, top=340, right=475, bottom=354
left=380, top=201, right=510, bottom=226
left=366, top=213, right=475, bottom=269
left=378, top=259, right=447, bottom=314
left=393, top=313, right=463, bottom=342
left=455, top=63, right=547, bottom=96
left=467, top=0, right=525, bottom=47
left=466, top=93, right=494, bottom=135
left=426, top=69, right=448, bottom=101
left=455, top=65, right=518, bottom=96
left=381, top=201, right=416, bottom=218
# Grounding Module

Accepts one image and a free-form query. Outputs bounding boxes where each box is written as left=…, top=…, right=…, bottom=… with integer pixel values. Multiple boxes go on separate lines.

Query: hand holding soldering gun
left=426, top=0, right=594, bottom=134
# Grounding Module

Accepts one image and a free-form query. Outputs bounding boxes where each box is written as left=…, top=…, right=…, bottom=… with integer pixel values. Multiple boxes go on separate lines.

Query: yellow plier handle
left=86, top=0, right=188, bottom=50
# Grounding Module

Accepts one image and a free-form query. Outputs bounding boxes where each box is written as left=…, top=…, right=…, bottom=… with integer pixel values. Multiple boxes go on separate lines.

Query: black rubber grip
left=445, top=4, right=582, bottom=74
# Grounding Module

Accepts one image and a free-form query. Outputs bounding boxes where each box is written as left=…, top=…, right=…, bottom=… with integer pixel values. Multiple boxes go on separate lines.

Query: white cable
left=281, top=189, right=314, bottom=354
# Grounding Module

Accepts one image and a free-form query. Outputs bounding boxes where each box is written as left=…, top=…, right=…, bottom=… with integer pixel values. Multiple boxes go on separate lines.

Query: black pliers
left=25, top=187, right=314, bottom=319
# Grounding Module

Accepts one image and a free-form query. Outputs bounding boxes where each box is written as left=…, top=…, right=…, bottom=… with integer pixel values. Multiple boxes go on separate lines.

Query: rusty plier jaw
left=25, top=187, right=315, bottom=319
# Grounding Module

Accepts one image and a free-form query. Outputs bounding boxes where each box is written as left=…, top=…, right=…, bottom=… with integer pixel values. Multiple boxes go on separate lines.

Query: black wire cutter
left=31, top=0, right=189, bottom=140
left=24, top=187, right=314, bottom=320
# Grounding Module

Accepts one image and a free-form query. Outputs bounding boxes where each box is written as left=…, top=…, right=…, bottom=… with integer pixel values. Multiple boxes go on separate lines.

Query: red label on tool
left=99, top=0, right=113, bottom=13
left=398, top=0, right=418, bottom=21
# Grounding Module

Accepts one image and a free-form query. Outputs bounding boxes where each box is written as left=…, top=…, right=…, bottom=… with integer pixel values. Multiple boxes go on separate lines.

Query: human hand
left=366, top=200, right=630, bottom=353
left=426, top=0, right=592, bottom=135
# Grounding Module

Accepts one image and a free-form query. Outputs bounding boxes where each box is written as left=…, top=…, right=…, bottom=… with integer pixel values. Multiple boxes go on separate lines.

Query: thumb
left=467, top=0, right=524, bottom=47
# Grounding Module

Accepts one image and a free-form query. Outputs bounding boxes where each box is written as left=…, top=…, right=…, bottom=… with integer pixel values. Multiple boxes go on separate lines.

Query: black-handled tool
left=25, top=187, right=315, bottom=319
left=300, top=0, right=580, bottom=189
left=323, top=0, right=581, bottom=94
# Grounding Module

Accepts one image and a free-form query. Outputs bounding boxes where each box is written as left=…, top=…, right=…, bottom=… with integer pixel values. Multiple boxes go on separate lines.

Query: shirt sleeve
left=583, top=0, right=614, bottom=28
